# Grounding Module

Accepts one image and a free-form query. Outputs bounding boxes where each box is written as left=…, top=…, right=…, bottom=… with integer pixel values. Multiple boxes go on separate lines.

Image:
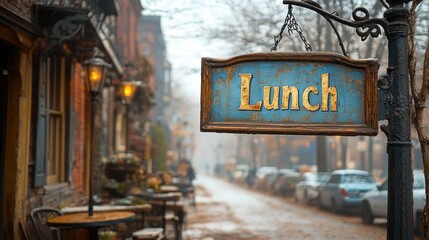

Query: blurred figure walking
left=246, top=167, right=257, bottom=188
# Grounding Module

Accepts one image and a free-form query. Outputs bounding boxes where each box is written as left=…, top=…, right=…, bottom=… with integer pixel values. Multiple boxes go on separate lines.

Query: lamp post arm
left=282, top=1, right=389, bottom=43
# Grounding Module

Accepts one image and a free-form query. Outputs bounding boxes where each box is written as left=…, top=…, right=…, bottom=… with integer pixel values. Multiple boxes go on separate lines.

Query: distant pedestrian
left=246, top=167, right=257, bottom=188
left=187, top=163, right=196, bottom=185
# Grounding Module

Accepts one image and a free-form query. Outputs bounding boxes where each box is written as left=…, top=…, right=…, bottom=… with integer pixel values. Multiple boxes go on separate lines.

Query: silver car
left=294, top=172, right=329, bottom=204
left=361, top=170, right=425, bottom=230
left=318, top=169, right=377, bottom=213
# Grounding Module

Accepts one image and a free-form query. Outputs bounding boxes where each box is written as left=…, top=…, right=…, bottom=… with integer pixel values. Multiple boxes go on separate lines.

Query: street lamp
left=84, top=47, right=111, bottom=216
left=120, top=79, right=139, bottom=155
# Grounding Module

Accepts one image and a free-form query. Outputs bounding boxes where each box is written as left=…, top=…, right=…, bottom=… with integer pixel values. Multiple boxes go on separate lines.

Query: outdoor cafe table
left=159, top=185, right=180, bottom=193
left=133, top=192, right=181, bottom=203
left=132, top=192, right=182, bottom=233
left=61, top=204, right=152, bottom=229
left=47, top=211, right=135, bottom=240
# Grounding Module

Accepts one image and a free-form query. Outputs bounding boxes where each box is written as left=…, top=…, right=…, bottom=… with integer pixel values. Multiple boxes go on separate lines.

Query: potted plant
left=105, top=152, right=141, bottom=182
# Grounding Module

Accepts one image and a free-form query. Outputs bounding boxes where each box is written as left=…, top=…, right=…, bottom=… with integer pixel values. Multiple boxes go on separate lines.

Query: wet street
left=183, top=174, right=388, bottom=240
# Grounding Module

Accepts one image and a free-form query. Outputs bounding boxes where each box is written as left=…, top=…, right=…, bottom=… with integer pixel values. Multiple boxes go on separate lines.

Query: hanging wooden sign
left=200, top=52, right=379, bottom=136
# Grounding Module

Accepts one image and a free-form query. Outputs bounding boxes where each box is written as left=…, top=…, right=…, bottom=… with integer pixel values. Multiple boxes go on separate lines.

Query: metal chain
left=270, top=5, right=292, bottom=51
left=270, top=4, right=312, bottom=52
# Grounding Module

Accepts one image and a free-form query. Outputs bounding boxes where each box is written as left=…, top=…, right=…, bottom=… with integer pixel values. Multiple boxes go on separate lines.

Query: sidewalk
left=177, top=175, right=390, bottom=240
left=180, top=182, right=265, bottom=240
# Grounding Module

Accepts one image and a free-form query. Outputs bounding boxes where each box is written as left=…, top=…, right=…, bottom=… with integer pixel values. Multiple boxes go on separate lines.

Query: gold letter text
left=238, top=73, right=262, bottom=111
left=263, top=86, right=279, bottom=110
left=303, top=86, right=320, bottom=111
left=282, top=86, right=299, bottom=110
left=321, top=73, right=337, bottom=111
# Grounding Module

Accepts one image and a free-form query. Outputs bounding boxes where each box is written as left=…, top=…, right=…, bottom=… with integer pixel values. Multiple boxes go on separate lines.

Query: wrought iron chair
left=30, top=207, right=63, bottom=240
left=144, top=201, right=168, bottom=232
left=131, top=201, right=165, bottom=240
left=144, top=198, right=182, bottom=240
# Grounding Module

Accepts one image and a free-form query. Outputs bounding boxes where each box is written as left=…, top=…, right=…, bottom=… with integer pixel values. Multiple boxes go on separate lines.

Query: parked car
left=254, top=166, right=278, bottom=190
left=361, top=170, right=425, bottom=231
left=318, top=169, right=377, bottom=213
left=254, top=168, right=295, bottom=193
left=255, top=166, right=278, bottom=180
left=294, top=172, right=329, bottom=204
left=273, top=171, right=302, bottom=196
left=257, top=172, right=281, bottom=192
left=233, top=164, right=250, bottom=182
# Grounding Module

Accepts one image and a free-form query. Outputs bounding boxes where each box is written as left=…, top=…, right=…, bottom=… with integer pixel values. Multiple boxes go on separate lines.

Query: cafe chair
left=144, top=201, right=167, bottom=231
left=144, top=200, right=182, bottom=240
left=30, top=207, right=63, bottom=240
left=132, top=228, right=164, bottom=240
left=182, top=186, right=196, bottom=208
left=166, top=201, right=186, bottom=240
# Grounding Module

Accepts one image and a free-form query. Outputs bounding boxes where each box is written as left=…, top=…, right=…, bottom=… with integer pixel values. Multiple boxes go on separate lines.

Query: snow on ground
left=182, top=174, right=388, bottom=240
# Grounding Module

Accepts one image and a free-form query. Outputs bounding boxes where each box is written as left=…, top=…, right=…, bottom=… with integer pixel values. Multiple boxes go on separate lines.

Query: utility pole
left=368, top=137, right=373, bottom=174
left=341, top=137, right=347, bottom=169
left=317, top=136, right=329, bottom=172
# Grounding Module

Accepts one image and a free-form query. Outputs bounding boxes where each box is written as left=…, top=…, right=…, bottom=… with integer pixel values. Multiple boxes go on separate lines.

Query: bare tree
left=205, top=0, right=293, bottom=54
left=408, top=0, right=429, bottom=238
left=206, top=0, right=388, bottom=61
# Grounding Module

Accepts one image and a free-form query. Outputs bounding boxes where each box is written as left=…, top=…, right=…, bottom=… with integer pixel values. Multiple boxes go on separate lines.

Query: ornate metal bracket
left=45, top=13, right=88, bottom=53
left=282, top=0, right=388, bottom=56
left=377, top=75, right=391, bottom=123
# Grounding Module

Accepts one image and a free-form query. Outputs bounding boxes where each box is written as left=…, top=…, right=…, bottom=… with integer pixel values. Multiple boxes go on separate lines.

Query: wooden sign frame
left=200, top=52, right=379, bottom=136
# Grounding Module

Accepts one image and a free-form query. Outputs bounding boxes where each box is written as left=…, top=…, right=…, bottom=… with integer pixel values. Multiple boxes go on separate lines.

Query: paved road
left=183, top=174, right=388, bottom=240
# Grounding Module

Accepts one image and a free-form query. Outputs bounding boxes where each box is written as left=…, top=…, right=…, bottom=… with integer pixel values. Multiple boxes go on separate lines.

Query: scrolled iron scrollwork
left=378, top=75, right=390, bottom=90
left=281, top=0, right=388, bottom=55
left=352, top=7, right=371, bottom=21
left=352, top=7, right=383, bottom=41
left=46, top=14, right=88, bottom=52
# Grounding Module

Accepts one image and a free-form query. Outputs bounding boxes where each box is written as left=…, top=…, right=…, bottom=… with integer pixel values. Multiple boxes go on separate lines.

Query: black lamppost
left=120, top=79, right=139, bottom=155
left=84, top=47, right=111, bottom=216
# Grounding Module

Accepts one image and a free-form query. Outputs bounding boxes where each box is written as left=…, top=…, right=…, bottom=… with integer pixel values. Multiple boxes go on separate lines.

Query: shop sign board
left=200, top=52, right=378, bottom=136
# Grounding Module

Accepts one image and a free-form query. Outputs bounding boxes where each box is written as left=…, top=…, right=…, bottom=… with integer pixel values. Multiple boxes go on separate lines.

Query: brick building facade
left=0, top=0, right=148, bottom=239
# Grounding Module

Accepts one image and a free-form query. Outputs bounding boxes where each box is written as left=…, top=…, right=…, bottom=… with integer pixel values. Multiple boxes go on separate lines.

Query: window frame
left=46, top=56, right=69, bottom=184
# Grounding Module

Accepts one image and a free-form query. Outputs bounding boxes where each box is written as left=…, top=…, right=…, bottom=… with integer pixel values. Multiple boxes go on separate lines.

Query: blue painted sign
left=201, top=52, right=378, bottom=136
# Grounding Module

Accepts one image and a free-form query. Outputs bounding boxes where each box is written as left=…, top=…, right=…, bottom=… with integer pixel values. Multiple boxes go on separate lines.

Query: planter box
left=105, top=165, right=138, bottom=182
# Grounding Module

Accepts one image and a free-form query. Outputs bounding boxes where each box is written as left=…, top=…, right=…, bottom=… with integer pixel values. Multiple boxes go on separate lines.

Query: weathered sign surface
left=200, top=52, right=379, bottom=136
